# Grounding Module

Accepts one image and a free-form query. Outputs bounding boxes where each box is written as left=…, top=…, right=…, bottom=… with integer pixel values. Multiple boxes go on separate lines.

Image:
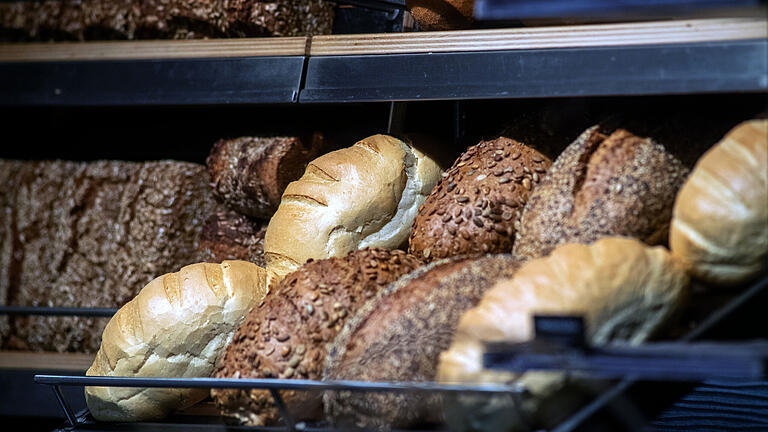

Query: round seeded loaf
left=212, top=248, right=422, bottom=426
left=409, top=137, right=551, bottom=261
left=264, top=134, right=442, bottom=278
left=438, top=237, right=689, bottom=431
left=323, top=254, right=522, bottom=429
left=670, top=119, right=768, bottom=285
left=85, top=261, right=272, bottom=422
left=514, top=127, right=689, bottom=260
left=406, top=0, right=475, bottom=31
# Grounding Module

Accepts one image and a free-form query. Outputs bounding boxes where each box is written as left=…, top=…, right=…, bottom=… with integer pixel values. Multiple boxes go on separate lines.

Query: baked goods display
left=670, top=119, right=768, bottom=285
left=207, top=134, right=326, bottom=220
left=408, top=137, right=551, bottom=261
left=514, top=127, right=689, bottom=260
left=85, top=260, right=271, bottom=422
left=406, top=0, right=475, bottom=31
left=198, top=210, right=268, bottom=268
left=212, top=248, right=422, bottom=426
left=437, top=237, right=689, bottom=431
left=0, top=160, right=217, bottom=352
left=323, top=254, right=522, bottom=429
left=264, top=134, right=442, bottom=279
left=0, top=0, right=334, bottom=41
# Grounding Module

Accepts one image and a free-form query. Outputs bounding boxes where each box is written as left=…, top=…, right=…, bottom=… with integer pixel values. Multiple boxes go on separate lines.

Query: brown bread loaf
left=198, top=210, right=267, bottom=268
left=670, top=119, right=768, bottom=285
left=438, top=237, right=688, bottom=432
left=207, top=134, right=325, bottom=219
left=0, top=0, right=334, bottom=41
left=212, top=248, right=422, bottom=426
left=323, top=254, right=522, bottom=429
left=85, top=260, right=271, bottom=422
left=406, top=0, right=475, bottom=31
left=409, top=137, right=551, bottom=261
left=514, top=126, right=689, bottom=260
left=0, top=159, right=216, bottom=353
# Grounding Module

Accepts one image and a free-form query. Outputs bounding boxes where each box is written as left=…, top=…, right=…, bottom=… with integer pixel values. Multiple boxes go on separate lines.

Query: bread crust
left=409, top=137, right=551, bottom=261
left=323, top=254, right=522, bottom=429
left=670, top=119, right=768, bottom=285
left=198, top=210, right=267, bottom=267
left=264, top=134, right=441, bottom=278
left=438, top=237, right=688, bottom=431
left=212, top=248, right=421, bottom=426
left=514, top=127, right=688, bottom=260
left=84, top=260, right=270, bottom=422
left=406, top=0, right=475, bottom=31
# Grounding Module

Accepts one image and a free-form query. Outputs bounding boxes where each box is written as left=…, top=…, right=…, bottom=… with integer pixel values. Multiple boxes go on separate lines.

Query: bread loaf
left=207, top=134, right=325, bottom=219
left=670, top=119, right=768, bottom=285
left=198, top=210, right=267, bottom=268
left=514, top=127, right=689, bottom=260
left=0, top=159, right=216, bottom=353
left=212, top=248, right=421, bottom=426
left=409, top=137, right=551, bottom=261
left=323, top=254, right=522, bottom=429
left=264, top=134, right=442, bottom=278
left=406, top=0, right=475, bottom=31
left=0, top=0, right=334, bottom=41
left=85, top=260, right=271, bottom=422
left=438, top=237, right=688, bottom=431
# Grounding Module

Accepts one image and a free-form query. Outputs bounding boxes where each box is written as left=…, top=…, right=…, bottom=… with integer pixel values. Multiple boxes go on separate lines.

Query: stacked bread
left=0, top=0, right=334, bottom=41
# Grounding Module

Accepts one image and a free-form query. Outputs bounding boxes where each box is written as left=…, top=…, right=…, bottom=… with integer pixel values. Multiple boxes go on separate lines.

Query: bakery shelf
left=0, top=18, right=765, bottom=105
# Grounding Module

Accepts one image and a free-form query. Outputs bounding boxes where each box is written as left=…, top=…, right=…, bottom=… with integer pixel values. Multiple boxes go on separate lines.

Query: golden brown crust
left=264, top=135, right=442, bottom=278
left=670, top=119, right=768, bottom=285
left=514, top=127, right=689, bottom=260
left=323, top=254, right=522, bottom=429
left=409, top=137, right=551, bottom=262
left=212, top=248, right=422, bottom=426
left=84, top=261, right=270, bottom=422
left=437, top=237, right=688, bottom=432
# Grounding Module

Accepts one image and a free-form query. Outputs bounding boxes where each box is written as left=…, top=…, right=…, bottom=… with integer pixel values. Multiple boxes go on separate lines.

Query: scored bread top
left=84, top=261, right=271, bottom=422
left=264, top=134, right=441, bottom=278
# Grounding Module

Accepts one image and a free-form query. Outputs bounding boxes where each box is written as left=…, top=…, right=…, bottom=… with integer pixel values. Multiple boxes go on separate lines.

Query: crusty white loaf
left=670, top=119, right=768, bottom=285
left=438, top=237, right=688, bottom=431
left=264, top=134, right=442, bottom=278
left=85, top=261, right=271, bottom=422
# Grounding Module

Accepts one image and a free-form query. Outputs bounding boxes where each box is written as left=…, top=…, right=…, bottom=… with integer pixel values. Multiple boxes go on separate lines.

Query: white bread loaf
left=670, top=119, right=768, bottom=285
left=264, top=134, right=442, bottom=278
left=85, top=261, right=272, bottom=422
left=437, top=237, right=688, bottom=431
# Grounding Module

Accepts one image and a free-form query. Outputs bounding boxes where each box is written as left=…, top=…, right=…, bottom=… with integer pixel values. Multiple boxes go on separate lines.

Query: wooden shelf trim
left=310, top=18, right=767, bottom=55
left=0, top=351, right=94, bottom=371
left=0, top=18, right=764, bottom=62
left=0, top=37, right=308, bottom=62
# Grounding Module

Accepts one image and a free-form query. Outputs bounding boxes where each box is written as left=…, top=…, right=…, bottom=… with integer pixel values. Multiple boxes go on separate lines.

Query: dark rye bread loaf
left=198, top=210, right=267, bottom=268
left=513, top=126, right=689, bottom=260
left=212, top=248, right=422, bottom=426
left=409, top=137, right=551, bottom=262
left=323, top=254, right=522, bottom=429
left=0, top=159, right=216, bottom=353
left=0, top=0, right=333, bottom=41
left=207, top=134, right=325, bottom=219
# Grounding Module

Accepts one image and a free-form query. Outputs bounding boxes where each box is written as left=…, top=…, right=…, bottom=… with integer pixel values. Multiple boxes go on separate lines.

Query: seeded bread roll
left=207, top=134, right=325, bottom=219
left=198, top=210, right=267, bottom=267
left=212, top=248, right=422, bottom=426
left=323, top=254, right=522, bottom=429
left=409, top=137, right=551, bottom=261
left=406, top=0, right=475, bottom=31
left=670, top=119, right=768, bottom=285
left=264, top=134, right=442, bottom=278
left=85, top=261, right=271, bottom=422
left=514, top=127, right=689, bottom=260
left=438, top=237, right=689, bottom=431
